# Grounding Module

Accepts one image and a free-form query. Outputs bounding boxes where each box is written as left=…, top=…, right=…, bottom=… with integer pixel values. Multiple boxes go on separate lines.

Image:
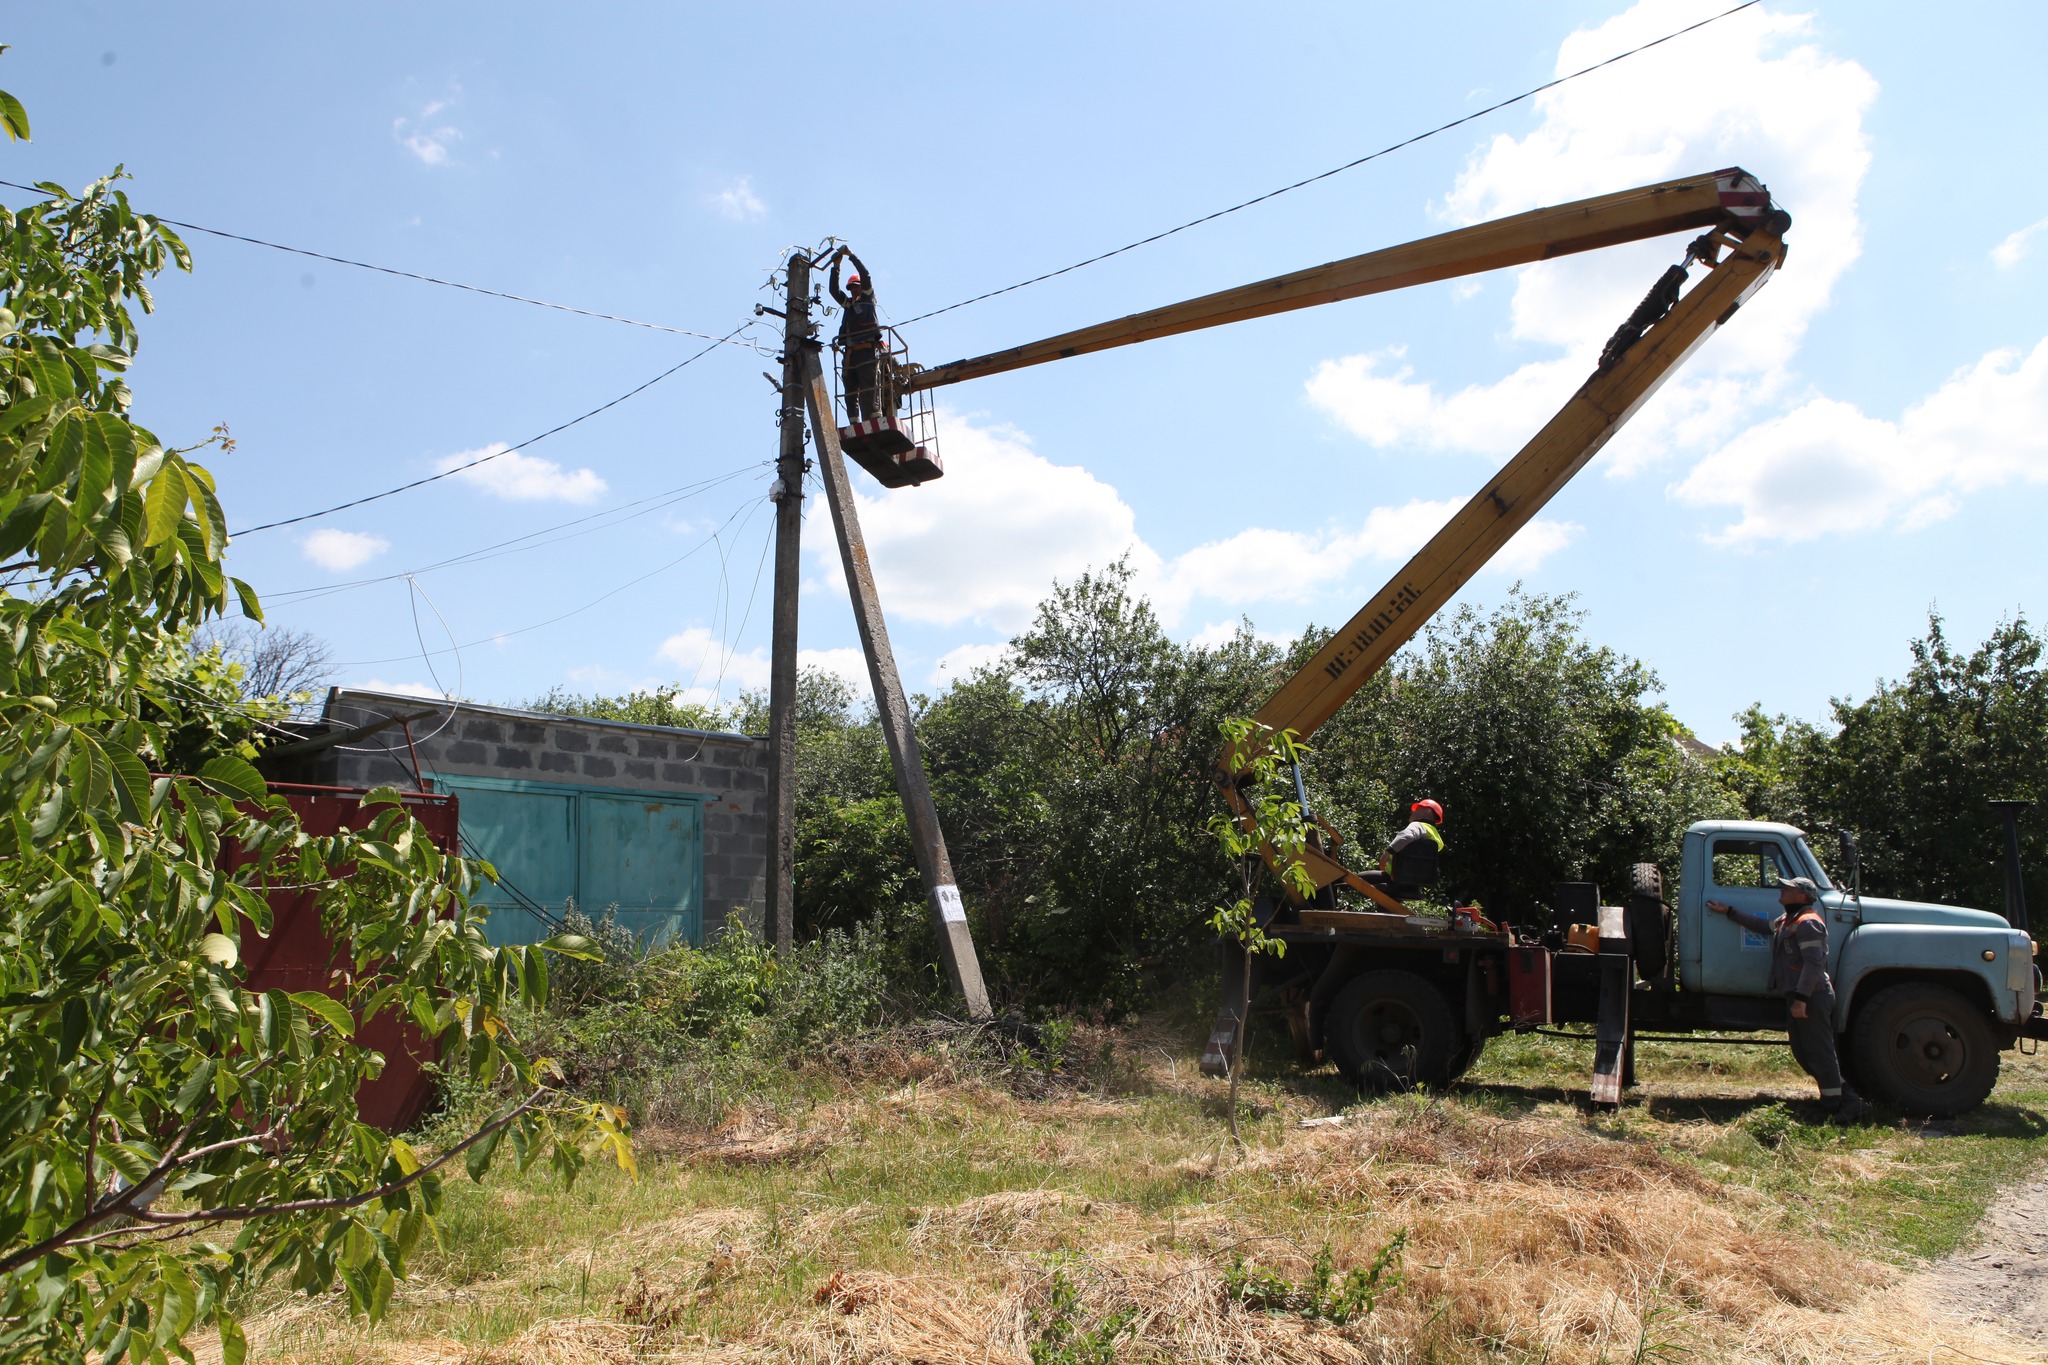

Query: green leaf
left=107, top=744, right=152, bottom=823
left=198, top=753, right=266, bottom=802
left=172, top=1059, right=217, bottom=1115
left=218, top=1316, right=248, bottom=1365
left=142, top=460, right=187, bottom=546
left=463, top=1117, right=507, bottom=1182
left=230, top=576, right=264, bottom=625
left=0, top=88, right=29, bottom=142
left=288, top=990, right=355, bottom=1038
left=536, top=933, right=600, bottom=962
left=199, top=933, right=238, bottom=968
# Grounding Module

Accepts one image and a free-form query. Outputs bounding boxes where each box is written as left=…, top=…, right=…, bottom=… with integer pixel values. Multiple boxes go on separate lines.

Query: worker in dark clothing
left=1362, top=799, right=1444, bottom=900
left=1708, top=876, right=1868, bottom=1123
left=828, top=248, right=886, bottom=423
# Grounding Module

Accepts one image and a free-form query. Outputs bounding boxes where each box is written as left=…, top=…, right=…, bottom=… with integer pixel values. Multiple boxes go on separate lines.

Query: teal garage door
left=433, top=776, right=703, bottom=948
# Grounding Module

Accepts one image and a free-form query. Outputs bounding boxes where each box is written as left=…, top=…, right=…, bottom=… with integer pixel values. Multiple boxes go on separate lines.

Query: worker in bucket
left=828, top=248, right=885, bottom=423
left=1707, top=877, right=1868, bottom=1124
left=1363, top=799, right=1444, bottom=899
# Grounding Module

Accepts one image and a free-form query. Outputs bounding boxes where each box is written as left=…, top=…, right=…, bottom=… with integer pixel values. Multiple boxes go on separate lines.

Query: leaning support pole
left=800, top=348, right=993, bottom=1019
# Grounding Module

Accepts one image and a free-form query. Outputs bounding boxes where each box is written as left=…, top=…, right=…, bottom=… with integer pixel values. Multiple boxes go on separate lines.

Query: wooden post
left=800, top=348, right=992, bottom=1018
left=764, top=254, right=811, bottom=953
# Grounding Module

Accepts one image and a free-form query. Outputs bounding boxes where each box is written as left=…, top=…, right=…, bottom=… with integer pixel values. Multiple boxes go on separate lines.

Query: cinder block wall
left=319, top=690, right=769, bottom=936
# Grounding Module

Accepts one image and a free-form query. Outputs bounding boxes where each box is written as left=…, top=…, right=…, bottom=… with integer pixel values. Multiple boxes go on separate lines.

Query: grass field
left=207, top=1021, right=2048, bottom=1364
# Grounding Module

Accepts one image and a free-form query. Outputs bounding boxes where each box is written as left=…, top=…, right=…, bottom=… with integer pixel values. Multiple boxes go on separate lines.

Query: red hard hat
left=1411, top=799, right=1444, bottom=824
left=845, top=273, right=863, bottom=289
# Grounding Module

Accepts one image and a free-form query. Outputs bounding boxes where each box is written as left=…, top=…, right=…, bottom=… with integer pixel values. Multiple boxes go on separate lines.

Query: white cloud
left=436, top=444, right=607, bottom=503
left=829, top=413, right=1581, bottom=644
left=1674, top=339, right=2048, bottom=542
left=712, top=177, right=767, bottom=222
left=300, top=528, right=390, bottom=571
left=358, top=678, right=449, bottom=700
left=1308, top=1, right=1877, bottom=477
left=652, top=629, right=871, bottom=705
left=931, top=641, right=1010, bottom=684
left=393, top=90, right=463, bottom=167
left=1992, top=215, right=2048, bottom=270
left=828, top=412, right=1152, bottom=631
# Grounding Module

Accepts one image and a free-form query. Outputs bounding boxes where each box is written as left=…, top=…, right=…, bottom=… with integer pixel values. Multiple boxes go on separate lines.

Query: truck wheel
left=1849, top=983, right=2001, bottom=1118
left=1448, top=1031, right=1487, bottom=1081
left=1326, top=971, right=1458, bottom=1091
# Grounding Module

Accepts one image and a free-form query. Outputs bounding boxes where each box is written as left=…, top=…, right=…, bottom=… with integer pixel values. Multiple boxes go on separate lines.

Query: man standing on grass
left=1707, top=876, right=1869, bottom=1124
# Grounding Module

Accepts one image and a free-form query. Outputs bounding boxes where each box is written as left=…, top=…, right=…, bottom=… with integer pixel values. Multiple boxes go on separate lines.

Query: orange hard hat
left=1411, top=799, right=1444, bottom=824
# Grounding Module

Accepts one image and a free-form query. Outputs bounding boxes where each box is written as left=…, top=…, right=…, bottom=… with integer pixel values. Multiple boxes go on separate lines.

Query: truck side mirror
left=1836, top=829, right=1859, bottom=880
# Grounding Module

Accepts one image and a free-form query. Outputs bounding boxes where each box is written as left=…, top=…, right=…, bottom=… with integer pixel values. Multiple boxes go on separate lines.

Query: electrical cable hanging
left=330, top=490, right=767, bottom=669
left=0, top=176, right=770, bottom=351
left=897, top=0, right=1761, bottom=326
left=231, top=324, right=755, bottom=537
left=264, top=464, right=758, bottom=605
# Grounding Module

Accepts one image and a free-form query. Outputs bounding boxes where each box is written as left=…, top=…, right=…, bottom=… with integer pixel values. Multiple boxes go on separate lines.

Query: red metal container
left=240, top=784, right=462, bottom=1133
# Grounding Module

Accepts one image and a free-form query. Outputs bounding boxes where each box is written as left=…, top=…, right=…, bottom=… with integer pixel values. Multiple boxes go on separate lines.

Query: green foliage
left=1741, top=1101, right=1799, bottom=1150
left=1209, top=717, right=1314, bottom=959
left=525, top=684, right=740, bottom=734
left=0, top=155, right=621, bottom=1361
left=1310, top=588, right=1739, bottom=911
left=1027, top=1267, right=1134, bottom=1365
left=1790, top=614, right=2047, bottom=923
left=1222, top=1232, right=1407, bottom=1324
left=926, top=563, right=1282, bottom=1008
left=527, top=920, right=892, bottom=1123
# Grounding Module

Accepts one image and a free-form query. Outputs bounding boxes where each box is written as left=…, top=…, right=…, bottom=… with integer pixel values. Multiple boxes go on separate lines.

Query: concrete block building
left=282, top=689, right=769, bottom=946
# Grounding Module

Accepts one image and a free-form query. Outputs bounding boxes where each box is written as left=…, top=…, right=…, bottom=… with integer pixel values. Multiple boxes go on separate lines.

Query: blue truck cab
left=1677, top=820, right=2038, bottom=1113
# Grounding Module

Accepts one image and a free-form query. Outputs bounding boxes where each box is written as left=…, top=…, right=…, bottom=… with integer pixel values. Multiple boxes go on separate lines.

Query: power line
left=264, top=464, right=759, bottom=605
left=897, top=0, right=1761, bottom=326
left=231, top=325, right=754, bottom=537
left=330, top=491, right=767, bottom=668
left=0, top=176, right=772, bottom=351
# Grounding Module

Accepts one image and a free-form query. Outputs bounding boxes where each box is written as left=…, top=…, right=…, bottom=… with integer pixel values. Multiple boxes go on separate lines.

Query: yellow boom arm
left=907, top=169, right=1790, bottom=906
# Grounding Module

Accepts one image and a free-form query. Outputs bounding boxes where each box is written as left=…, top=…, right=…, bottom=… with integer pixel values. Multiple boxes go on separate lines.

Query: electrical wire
left=896, top=0, right=1762, bottom=326
left=230, top=324, right=757, bottom=537
left=330, top=490, right=766, bottom=668
left=262, top=464, right=759, bottom=605
left=0, top=176, right=771, bottom=351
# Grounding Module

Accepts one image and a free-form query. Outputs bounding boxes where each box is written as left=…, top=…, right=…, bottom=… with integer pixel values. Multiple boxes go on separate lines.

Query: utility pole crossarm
left=905, top=169, right=1770, bottom=393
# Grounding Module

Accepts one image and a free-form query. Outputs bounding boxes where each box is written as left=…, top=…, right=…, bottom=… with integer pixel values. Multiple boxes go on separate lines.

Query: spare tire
left=1625, top=863, right=1671, bottom=979
left=1628, top=863, right=1664, bottom=901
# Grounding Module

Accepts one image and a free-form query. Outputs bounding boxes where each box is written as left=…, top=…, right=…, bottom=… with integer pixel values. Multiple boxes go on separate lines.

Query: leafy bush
left=528, top=918, right=894, bottom=1125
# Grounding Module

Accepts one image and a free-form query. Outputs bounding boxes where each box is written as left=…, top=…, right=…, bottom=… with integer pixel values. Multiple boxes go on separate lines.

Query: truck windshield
left=1794, top=837, right=1835, bottom=889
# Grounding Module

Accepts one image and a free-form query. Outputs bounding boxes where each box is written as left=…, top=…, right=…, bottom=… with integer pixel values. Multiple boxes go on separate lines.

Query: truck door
left=1697, top=836, right=1799, bottom=995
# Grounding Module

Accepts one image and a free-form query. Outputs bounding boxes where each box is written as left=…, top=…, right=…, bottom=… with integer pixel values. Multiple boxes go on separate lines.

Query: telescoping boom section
left=908, top=169, right=1789, bottom=904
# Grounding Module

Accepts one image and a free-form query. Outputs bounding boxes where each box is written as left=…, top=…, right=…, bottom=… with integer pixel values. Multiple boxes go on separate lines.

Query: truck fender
left=1835, top=926, right=2016, bottom=1029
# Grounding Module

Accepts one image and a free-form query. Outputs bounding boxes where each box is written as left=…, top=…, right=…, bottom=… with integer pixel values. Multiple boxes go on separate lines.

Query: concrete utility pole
left=764, top=253, right=812, bottom=953
left=801, top=349, right=992, bottom=1019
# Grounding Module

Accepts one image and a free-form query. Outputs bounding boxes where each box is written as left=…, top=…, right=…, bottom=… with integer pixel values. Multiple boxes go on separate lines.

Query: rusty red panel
left=241, top=785, right=462, bottom=1133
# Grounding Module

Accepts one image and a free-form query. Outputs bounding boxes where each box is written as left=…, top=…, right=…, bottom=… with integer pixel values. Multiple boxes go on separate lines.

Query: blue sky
left=5, top=2, right=2045, bottom=744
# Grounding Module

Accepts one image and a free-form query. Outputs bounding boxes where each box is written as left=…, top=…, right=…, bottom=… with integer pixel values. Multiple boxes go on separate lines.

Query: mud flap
left=1201, top=937, right=1249, bottom=1078
left=1590, top=908, right=1634, bottom=1106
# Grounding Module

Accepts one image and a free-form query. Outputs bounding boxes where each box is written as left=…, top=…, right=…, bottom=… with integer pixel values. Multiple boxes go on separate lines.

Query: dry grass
left=197, top=1029, right=2048, bottom=1365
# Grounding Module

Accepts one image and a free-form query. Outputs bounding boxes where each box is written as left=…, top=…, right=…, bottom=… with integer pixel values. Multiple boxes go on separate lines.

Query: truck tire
left=1448, top=1031, right=1487, bottom=1081
left=1625, top=863, right=1670, bottom=979
left=1849, top=983, right=2001, bottom=1117
left=1628, top=863, right=1663, bottom=901
left=1326, top=970, right=1458, bottom=1092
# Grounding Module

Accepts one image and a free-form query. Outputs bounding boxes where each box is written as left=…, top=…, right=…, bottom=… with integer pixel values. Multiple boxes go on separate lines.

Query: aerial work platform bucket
left=835, top=325, right=944, bottom=488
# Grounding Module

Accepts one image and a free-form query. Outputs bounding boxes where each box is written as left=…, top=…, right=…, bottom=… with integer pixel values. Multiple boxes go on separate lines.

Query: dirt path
left=1913, top=1165, right=2048, bottom=1355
